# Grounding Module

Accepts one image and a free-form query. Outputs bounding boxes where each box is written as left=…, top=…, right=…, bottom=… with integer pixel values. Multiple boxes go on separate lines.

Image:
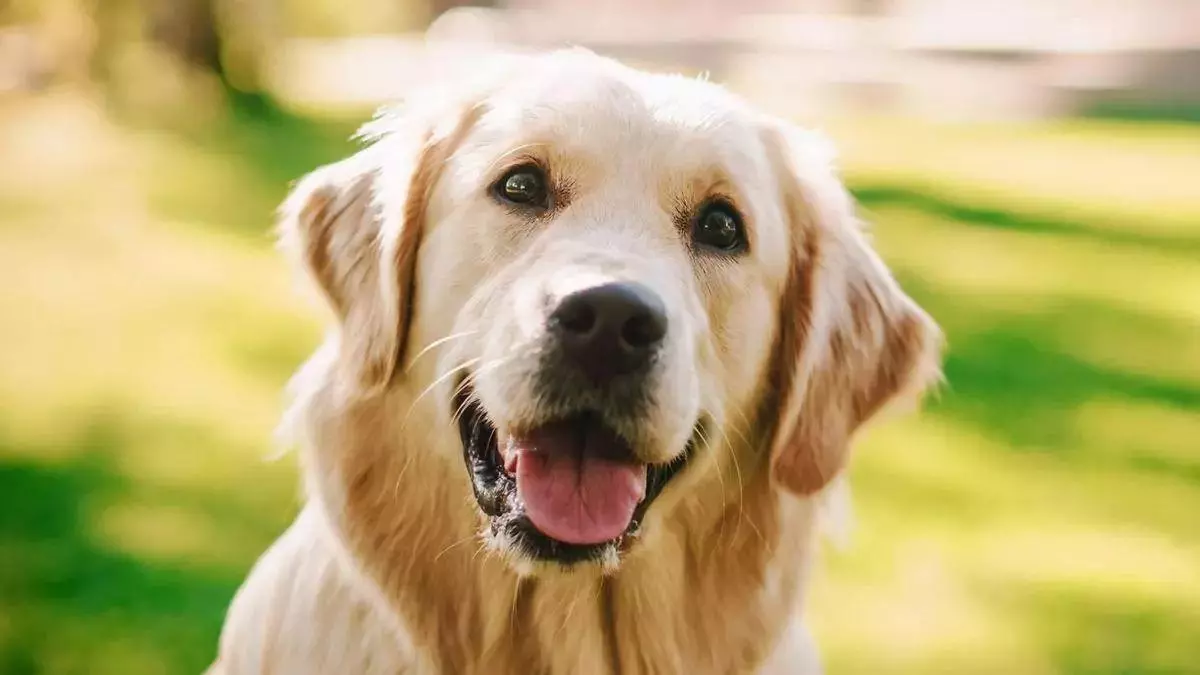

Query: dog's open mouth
left=455, top=385, right=695, bottom=565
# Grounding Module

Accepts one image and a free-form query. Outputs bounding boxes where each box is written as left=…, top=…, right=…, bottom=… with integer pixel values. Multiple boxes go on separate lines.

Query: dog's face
left=413, top=54, right=798, bottom=568
left=281, top=50, right=941, bottom=572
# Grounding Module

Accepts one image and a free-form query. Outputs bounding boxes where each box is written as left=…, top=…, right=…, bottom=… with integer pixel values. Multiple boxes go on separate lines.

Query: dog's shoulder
left=211, top=507, right=417, bottom=675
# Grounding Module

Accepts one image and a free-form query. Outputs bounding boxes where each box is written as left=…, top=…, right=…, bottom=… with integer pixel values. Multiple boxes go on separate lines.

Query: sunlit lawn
left=1, top=91, right=1197, bottom=675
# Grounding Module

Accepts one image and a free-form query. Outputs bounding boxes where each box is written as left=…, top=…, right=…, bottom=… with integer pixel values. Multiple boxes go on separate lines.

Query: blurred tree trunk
left=87, top=0, right=131, bottom=84
left=145, top=0, right=224, bottom=78
left=90, top=0, right=273, bottom=103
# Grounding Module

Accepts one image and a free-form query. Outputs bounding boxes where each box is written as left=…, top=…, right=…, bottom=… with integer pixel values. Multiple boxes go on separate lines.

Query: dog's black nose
left=550, top=282, right=668, bottom=383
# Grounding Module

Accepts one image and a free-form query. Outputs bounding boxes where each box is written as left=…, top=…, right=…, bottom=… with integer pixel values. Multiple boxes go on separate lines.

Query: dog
left=208, top=48, right=943, bottom=674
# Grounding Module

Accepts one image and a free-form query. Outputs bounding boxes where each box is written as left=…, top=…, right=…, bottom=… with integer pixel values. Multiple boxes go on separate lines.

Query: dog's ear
left=279, top=156, right=394, bottom=392
left=763, top=123, right=943, bottom=496
left=278, top=102, right=482, bottom=394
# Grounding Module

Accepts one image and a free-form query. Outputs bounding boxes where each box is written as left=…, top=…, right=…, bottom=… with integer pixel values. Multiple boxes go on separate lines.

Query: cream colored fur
left=208, top=48, right=942, bottom=675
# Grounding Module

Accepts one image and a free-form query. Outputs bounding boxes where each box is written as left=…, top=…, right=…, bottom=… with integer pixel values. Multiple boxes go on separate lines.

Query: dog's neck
left=299, top=382, right=820, bottom=675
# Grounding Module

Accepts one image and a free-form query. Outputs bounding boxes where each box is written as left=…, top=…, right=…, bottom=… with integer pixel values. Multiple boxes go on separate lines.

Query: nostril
left=551, top=282, right=668, bottom=381
left=555, top=298, right=597, bottom=335
left=621, top=312, right=666, bottom=350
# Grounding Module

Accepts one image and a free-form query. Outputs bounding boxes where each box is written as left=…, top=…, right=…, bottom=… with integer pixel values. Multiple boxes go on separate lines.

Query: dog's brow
left=485, top=142, right=551, bottom=179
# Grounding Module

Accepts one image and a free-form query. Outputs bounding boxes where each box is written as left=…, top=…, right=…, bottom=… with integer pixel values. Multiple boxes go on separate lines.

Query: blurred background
left=1, top=0, right=1198, bottom=673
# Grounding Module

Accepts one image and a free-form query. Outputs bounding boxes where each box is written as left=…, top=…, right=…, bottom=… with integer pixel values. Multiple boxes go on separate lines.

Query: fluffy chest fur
left=213, top=389, right=824, bottom=675
left=274, top=390, right=823, bottom=675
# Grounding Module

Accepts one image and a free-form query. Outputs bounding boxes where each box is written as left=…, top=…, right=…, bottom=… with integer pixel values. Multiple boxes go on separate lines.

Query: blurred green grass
left=0, top=91, right=1197, bottom=675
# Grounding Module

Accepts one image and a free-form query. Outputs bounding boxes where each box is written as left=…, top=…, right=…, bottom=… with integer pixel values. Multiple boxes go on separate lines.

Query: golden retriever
left=208, top=48, right=943, bottom=675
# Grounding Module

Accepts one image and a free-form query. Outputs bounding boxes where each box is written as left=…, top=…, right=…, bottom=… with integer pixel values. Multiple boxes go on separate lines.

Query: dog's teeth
left=499, top=432, right=519, bottom=474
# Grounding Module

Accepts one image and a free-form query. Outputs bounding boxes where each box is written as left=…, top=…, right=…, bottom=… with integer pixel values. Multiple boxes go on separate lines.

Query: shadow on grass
left=898, top=270, right=1200, bottom=481
left=852, top=183, right=1200, bottom=259
left=852, top=179, right=1200, bottom=481
left=848, top=205, right=1200, bottom=672
left=1080, top=100, right=1200, bottom=126
left=0, top=414, right=294, bottom=675
left=991, top=583, right=1200, bottom=675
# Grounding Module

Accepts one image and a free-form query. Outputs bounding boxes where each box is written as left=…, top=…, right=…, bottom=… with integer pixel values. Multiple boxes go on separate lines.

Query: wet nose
left=549, top=282, right=668, bottom=384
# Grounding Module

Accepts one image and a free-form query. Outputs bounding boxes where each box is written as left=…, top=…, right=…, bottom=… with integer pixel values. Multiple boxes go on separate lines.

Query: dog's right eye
left=493, top=165, right=550, bottom=209
left=692, top=200, right=747, bottom=254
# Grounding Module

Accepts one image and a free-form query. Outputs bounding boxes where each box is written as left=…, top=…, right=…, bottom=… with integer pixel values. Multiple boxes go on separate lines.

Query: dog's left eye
left=692, top=200, right=746, bottom=253
left=494, top=165, right=549, bottom=209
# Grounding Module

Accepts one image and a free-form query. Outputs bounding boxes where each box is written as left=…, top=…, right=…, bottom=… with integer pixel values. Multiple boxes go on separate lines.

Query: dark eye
left=494, top=165, right=549, bottom=208
left=692, top=201, right=746, bottom=253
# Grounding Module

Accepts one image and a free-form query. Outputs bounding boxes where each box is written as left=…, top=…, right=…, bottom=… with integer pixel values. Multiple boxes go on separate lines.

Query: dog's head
left=280, top=50, right=941, bottom=573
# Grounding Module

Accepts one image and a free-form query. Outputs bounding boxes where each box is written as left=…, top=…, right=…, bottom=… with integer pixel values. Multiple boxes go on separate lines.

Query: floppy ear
left=277, top=103, right=482, bottom=394
left=278, top=156, right=395, bottom=391
left=764, top=124, right=943, bottom=496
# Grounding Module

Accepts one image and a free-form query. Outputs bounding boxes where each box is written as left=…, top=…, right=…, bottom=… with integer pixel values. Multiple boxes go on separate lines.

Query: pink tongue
left=508, top=423, right=646, bottom=545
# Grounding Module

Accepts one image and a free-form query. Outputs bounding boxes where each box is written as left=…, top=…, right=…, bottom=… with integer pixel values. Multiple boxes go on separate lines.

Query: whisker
left=442, top=349, right=524, bottom=423
left=693, top=423, right=730, bottom=543
left=447, top=354, right=516, bottom=426
left=509, top=576, right=522, bottom=636
left=728, top=411, right=764, bottom=534
left=450, top=374, right=480, bottom=423
left=404, top=329, right=479, bottom=374
left=711, top=419, right=749, bottom=545
left=401, top=357, right=482, bottom=431
left=551, top=586, right=584, bottom=645
left=472, top=540, right=492, bottom=563
left=433, top=532, right=480, bottom=563
left=724, top=417, right=766, bottom=545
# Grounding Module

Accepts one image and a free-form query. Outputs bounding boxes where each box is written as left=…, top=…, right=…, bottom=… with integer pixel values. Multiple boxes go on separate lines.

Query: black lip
left=454, top=386, right=696, bottom=566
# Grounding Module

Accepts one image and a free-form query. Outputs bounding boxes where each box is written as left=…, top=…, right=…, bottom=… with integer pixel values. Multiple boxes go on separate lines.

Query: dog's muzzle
left=455, top=281, right=697, bottom=566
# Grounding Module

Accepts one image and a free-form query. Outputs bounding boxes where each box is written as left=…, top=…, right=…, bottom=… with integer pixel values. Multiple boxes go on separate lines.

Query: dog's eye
left=494, top=165, right=549, bottom=208
left=692, top=201, right=746, bottom=253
